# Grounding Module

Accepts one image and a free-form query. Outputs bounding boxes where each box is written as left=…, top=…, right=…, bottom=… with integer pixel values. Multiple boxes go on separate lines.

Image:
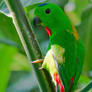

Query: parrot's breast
left=42, top=44, right=65, bottom=83
left=42, top=48, right=57, bottom=83
left=42, top=44, right=65, bottom=92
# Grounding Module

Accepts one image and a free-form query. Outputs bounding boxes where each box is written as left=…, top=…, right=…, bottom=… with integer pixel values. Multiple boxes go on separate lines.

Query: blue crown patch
left=38, top=3, right=47, bottom=7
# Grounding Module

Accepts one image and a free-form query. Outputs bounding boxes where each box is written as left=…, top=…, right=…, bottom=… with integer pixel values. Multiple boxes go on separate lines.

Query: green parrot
left=33, top=3, right=85, bottom=92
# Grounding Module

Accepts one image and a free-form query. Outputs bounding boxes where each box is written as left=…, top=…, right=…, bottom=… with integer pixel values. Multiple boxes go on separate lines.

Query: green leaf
left=80, top=81, right=92, bottom=92
left=10, top=53, right=31, bottom=71
left=0, top=0, right=9, bottom=14
left=78, top=75, right=90, bottom=88
left=0, top=0, right=47, bottom=14
left=48, top=0, right=68, bottom=7
left=0, top=0, right=3, bottom=4
left=77, top=4, right=92, bottom=73
left=0, top=43, right=31, bottom=92
left=0, top=12, right=23, bottom=52
left=21, top=0, right=47, bottom=7
left=75, top=75, right=92, bottom=92
left=74, top=0, right=90, bottom=17
left=0, top=44, right=17, bottom=92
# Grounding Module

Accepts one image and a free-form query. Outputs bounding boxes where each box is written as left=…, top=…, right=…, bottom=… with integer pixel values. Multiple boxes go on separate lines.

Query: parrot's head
left=33, top=3, right=71, bottom=36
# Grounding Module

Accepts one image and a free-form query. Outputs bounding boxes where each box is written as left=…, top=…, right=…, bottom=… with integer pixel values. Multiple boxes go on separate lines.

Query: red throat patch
left=45, top=27, right=52, bottom=36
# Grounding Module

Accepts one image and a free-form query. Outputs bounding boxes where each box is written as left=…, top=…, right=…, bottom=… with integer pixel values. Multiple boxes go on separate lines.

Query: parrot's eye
left=45, top=8, right=51, bottom=14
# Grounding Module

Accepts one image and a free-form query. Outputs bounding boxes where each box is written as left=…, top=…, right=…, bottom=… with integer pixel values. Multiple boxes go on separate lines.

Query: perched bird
left=33, top=3, right=85, bottom=92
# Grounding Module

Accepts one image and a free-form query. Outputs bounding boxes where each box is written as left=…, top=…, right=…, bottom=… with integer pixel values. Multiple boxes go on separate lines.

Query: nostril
left=33, top=16, right=41, bottom=26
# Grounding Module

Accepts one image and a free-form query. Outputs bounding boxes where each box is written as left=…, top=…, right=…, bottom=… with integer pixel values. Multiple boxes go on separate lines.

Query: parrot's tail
left=54, top=73, right=65, bottom=92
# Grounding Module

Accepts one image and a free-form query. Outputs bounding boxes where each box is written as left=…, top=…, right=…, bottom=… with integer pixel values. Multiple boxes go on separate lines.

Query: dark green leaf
left=0, top=12, right=22, bottom=49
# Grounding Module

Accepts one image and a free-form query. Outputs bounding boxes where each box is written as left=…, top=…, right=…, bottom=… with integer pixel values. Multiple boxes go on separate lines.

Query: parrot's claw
left=31, top=59, right=43, bottom=64
left=31, top=59, right=44, bottom=70
left=39, top=67, right=44, bottom=70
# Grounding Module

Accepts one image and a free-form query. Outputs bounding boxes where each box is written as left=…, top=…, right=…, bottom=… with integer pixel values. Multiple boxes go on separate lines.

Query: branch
left=4, top=0, right=53, bottom=92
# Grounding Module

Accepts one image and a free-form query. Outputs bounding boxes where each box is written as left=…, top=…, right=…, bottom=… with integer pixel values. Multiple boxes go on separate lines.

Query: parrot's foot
left=39, top=67, right=44, bottom=70
left=31, top=59, right=43, bottom=64
left=31, top=59, right=44, bottom=71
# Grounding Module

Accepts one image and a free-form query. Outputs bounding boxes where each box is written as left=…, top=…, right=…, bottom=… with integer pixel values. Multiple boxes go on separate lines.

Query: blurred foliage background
left=0, top=0, right=92, bottom=92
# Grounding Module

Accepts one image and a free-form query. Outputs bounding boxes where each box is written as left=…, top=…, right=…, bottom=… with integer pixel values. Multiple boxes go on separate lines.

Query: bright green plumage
left=34, top=3, right=85, bottom=92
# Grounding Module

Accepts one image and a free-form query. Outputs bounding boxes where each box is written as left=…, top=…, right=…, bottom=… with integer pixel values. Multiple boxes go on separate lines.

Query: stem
left=4, top=0, right=52, bottom=92
left=80, top=81, right=92, bottom=92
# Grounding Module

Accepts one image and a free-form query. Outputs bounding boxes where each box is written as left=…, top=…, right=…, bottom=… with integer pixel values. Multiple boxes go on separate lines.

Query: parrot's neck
left=45, top=20, right=72, bottom=39
left=45, top=25, right=70, bottom=38
left=44, top=14, right=72, bottom=50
